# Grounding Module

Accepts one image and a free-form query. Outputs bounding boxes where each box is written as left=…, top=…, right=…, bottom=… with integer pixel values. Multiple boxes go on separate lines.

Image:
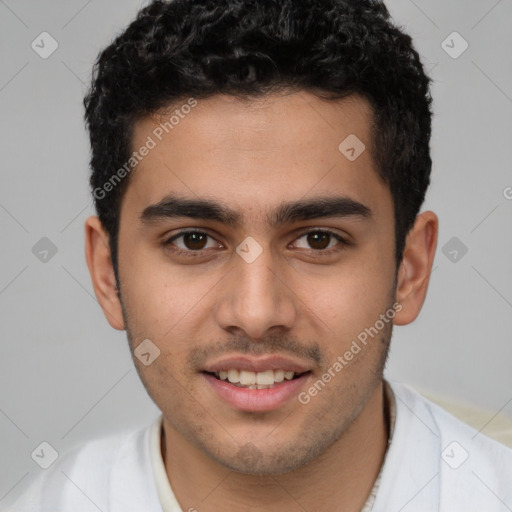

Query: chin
left=208, top=437, right=330, bottom=476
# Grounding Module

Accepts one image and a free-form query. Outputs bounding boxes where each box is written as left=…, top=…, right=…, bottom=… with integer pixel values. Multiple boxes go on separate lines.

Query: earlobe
left=84, top=216, right=125, bottom=330
left=394, top=211, right=438, bottom=326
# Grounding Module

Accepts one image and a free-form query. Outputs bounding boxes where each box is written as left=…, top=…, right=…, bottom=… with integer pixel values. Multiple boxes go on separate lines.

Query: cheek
left=295, top=252, right=394, bottom=344
left=118, top=244, right=221, bottom=346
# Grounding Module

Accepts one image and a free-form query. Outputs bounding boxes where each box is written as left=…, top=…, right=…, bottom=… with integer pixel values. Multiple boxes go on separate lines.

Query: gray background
left=1, top=0, right=511, bottom=505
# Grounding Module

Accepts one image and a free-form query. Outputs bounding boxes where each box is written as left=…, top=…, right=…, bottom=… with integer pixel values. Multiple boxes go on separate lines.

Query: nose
left=215, top=247, right=298, bottom=340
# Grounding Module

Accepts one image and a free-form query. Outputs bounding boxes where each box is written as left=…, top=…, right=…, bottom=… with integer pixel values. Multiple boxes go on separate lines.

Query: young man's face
left=87, top=91, right=432, bottom=475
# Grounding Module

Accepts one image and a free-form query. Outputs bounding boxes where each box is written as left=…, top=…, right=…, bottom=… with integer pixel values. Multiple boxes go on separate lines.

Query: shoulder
left=381, top=380, right=512, bottom=510
left=6, top=417, right=162, bottom=512
left=391, top=380, right=512, bottom=460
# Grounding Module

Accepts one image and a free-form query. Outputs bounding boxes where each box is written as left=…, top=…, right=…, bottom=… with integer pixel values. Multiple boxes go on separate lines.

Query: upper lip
left=202, top=355, right=312, bottom=374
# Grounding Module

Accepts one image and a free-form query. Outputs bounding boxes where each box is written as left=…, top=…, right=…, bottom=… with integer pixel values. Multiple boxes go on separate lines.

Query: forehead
left=122, top=91, right=390, bottom=223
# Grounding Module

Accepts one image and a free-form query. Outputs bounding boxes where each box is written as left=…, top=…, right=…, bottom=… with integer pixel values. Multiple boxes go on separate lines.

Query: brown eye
left=182, top=232, right=208, bottom=250
left=294, top=230, right=345, bottom=251
left=306, top=232, right=331, bottom=250
left=165, top=231, right=220, bottom=254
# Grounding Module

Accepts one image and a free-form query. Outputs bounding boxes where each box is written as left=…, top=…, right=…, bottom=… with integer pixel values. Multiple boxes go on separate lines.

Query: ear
left=394, top=211, right=438, bottom=325
left=84, top=216, right=125, bottom=330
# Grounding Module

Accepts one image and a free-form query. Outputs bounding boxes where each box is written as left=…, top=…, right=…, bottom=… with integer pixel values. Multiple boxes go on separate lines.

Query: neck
left=162, top=381, right=389, bottom=512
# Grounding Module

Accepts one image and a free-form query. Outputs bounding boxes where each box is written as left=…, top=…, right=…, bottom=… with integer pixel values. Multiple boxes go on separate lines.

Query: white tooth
left=284, top=371, right=295, bottom=380
left=247, top=384, right=257, bottom=389
left=239, top=370, right=256, bottom=385
left=227, top=369, right=240, bottom=383
left=219, top=370, right=228, bottom=381
left=256, top=370, right=275, bottom=385
left=256, top=384, right=271, bottom=389
left=274, top=369, right=285, bottom=383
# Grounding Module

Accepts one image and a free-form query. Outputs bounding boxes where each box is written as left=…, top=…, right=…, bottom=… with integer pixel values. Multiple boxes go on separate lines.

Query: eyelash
left=163, top=229, right=350, bottom=258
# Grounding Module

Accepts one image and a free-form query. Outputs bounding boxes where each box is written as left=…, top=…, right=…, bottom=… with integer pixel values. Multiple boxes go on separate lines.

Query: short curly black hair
left=84, top=0, right=433, bottom=279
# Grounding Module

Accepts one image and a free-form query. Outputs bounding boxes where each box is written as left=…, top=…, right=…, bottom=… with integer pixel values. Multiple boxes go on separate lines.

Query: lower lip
left=202, top=373, right=310, bottom=412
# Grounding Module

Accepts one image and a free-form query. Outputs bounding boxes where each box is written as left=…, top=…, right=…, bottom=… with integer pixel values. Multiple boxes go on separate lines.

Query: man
left=8, top=0, right=512, bottom=511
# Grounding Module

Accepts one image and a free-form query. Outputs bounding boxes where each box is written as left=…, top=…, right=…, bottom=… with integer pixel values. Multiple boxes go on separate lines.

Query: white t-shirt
left=5, top=380, right=512, bottom=511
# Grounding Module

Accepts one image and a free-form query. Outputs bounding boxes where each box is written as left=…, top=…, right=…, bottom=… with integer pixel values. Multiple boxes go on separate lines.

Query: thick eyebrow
left=140, top=195, right=241, bottom=226
left=269, top=196, right=372, bottom=226
left=140, top=194, right=372, bottom=227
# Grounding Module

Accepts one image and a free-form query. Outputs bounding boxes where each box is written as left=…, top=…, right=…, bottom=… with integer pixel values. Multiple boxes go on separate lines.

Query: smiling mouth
left=203, top=369, right=309, bottom=389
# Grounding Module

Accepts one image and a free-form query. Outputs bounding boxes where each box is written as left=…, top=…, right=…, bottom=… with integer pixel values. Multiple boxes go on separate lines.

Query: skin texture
left=85, top=91, right=438, bottom=511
